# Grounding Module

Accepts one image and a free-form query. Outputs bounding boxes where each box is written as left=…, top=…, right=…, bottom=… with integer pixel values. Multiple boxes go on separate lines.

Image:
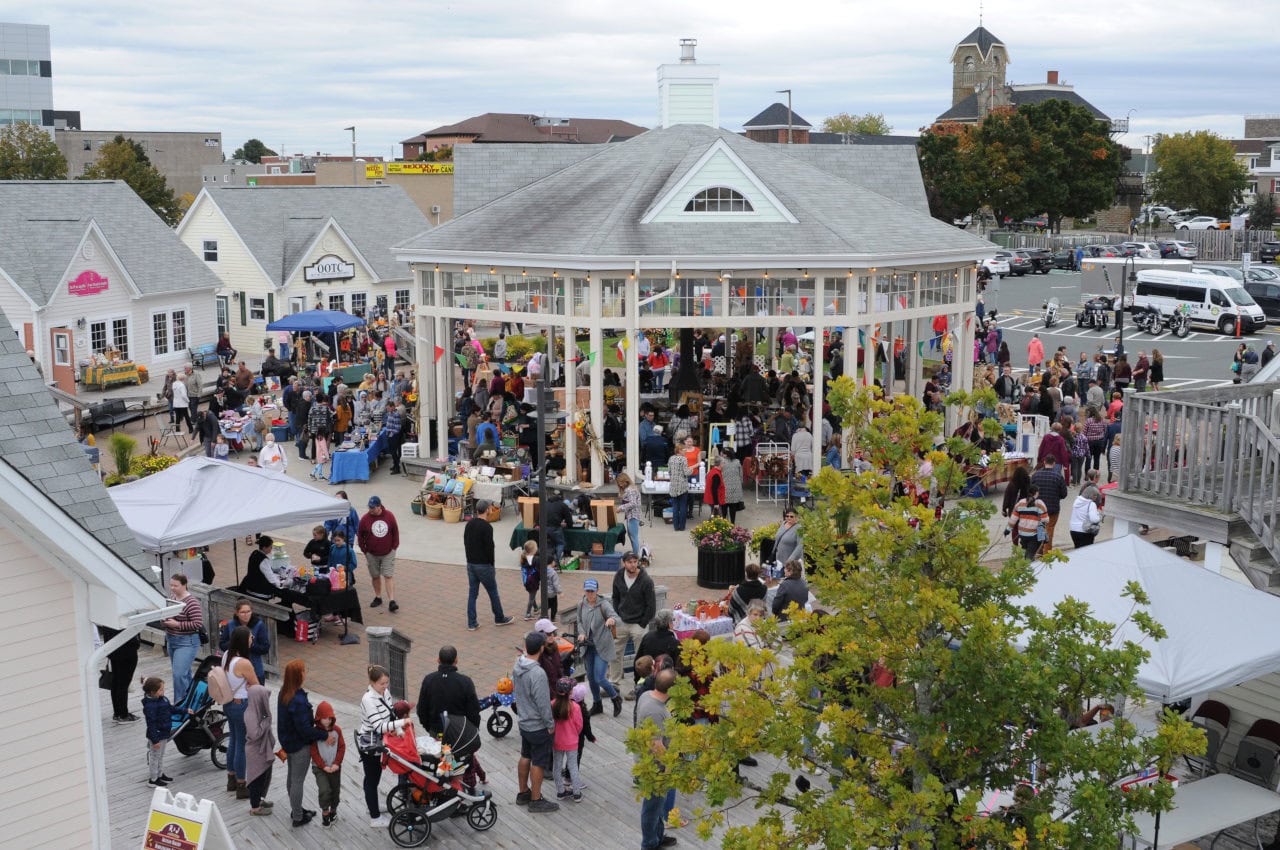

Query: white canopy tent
left=1013, top=535, right=1280, bottom=701
left=109, top=458, right=350, bottom=579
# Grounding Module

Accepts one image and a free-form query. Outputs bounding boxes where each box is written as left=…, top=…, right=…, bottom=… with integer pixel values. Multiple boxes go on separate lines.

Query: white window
left=89, top=320, right=108, bottom=354
left=202, top=240, right=218, bottom=262
left=113, top=318, right=130, bottom=359
left=684, top=187, right=753, bottom=213
left=223, top=175, right=229, bottom=182
left=53, top=333, right=70, bottom=366
left=350, top=292, right=367, bottom=315
left=249, top=297, right=266, bottom=321
left=151, top=309, right=184, bottom=357
left=328, top=294, right=346, bottom=312
left=395, top=289, right=411, bottom=311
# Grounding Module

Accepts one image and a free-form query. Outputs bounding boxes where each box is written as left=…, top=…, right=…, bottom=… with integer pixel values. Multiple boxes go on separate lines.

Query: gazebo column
left=434, top=311, right=450, bottom=461
left=563, top=312, right=578, bottom=483
left=810, top=276, right=827, bottom=474
left=624, top=276, right=640, bottom=476
left=588, top=277, right=604, bottom=485
left=906, top=315, right=922, bottom=401
left=417, top=301, right=435, bottom=432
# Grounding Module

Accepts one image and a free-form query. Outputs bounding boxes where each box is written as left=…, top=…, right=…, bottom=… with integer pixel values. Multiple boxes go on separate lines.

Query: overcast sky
left=12, top=0, right=1272, bottom=158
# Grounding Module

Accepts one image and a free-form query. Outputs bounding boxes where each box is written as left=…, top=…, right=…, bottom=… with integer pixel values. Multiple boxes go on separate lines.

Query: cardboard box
left=590, top=499, right=617, bottom=531
left=518, top=496, right=540, bottom=528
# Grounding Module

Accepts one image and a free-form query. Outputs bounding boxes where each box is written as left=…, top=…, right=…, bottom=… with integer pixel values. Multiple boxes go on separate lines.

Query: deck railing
left=1120, top=382, right=1280, bottom=562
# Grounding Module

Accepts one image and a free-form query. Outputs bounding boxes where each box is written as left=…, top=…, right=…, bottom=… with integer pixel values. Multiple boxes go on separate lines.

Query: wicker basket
left=442, top=495, right=463, bottom=524
left=426, top=502, right=444, bottom=520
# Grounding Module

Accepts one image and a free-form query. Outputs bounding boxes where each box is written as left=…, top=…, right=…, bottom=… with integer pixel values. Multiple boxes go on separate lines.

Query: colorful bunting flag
left=434, top=345, right=444, bottom=363
left=800, top=297, right=809, bottom=312
left=621, top=336, right=630, bottom=351
left=588, top=351, right=598, bottom=365
left=455, top=352, right=468, bottom=367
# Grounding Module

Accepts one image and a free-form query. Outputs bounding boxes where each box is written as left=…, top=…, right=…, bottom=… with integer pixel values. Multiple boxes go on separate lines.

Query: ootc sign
left=68, top=270, right=109, bottom=296
left=304, top=254, right=355, bottom=282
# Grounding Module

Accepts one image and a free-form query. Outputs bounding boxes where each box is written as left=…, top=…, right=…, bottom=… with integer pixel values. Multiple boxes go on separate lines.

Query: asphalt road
left=979, top=268, right=1276, bottom=387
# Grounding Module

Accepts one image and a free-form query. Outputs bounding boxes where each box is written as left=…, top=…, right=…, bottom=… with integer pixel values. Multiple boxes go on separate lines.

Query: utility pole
left=344, top=126, right=357, bottom=185
left=777, top=89, right=792, bottom=144
left=536, top=328, right=551, bottom=617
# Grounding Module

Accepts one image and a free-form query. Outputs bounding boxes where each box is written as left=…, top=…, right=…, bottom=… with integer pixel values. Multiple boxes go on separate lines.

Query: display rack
left=755, top=442, right=791, bottom=504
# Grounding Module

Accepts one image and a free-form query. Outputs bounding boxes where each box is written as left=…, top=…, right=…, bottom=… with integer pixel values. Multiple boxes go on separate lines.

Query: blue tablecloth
left=330, top=449, right=370, bottom=483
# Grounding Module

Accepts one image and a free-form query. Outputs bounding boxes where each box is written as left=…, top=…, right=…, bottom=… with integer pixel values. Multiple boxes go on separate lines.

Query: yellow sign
left=364, top=163, right=385, bottom=179
left=388, top=162, right=454, bottom=175
left=144, top=810, right=202, bottom=850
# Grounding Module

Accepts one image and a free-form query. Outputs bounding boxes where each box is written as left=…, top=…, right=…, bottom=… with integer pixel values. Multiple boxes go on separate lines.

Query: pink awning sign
left=69, top=270, right=109, bottom=296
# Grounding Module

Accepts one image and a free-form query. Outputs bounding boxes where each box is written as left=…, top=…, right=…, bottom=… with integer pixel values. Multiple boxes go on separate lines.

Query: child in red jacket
left=310, top=701, right=345, bottom=826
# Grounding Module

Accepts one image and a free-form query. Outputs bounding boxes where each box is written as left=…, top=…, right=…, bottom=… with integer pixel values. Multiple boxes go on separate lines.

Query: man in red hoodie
left=1036, top=422, right=1072, bottom=485
left=309, top=701, right=345, bottom=826
left=358, top=496, right=400, bottom=612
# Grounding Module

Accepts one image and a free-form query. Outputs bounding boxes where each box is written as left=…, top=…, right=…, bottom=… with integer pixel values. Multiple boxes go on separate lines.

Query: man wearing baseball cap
left=513, top=631, right=558, bottom=812
left=358, top=496, right=399, bottom=612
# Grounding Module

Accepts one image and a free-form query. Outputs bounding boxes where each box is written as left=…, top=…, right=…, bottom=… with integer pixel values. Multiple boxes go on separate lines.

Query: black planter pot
left=758, top=538, right=775, bottom=566
left=697, top=547, right=746, bottom=589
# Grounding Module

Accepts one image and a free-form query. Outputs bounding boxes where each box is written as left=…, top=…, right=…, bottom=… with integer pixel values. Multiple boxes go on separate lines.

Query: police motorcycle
left=1042, top=298, right=1060, bottom=328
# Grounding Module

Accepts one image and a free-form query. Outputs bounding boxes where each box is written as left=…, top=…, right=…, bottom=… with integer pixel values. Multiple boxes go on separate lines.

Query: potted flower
left=690, top=516, right=752, bottom=589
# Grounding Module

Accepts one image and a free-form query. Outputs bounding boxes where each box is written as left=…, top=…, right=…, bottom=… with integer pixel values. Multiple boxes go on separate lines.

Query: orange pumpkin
left=496, top=676, right=513, bottom=695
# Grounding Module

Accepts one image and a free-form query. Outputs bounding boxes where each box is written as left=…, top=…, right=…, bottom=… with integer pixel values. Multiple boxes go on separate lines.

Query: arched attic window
left=963, top=56, right=975, bottom=71
left=684, top=186, right=754, bottom=213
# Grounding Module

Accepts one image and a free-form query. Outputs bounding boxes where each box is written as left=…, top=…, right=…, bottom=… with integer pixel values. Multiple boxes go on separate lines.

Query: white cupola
left=657, top=38, right=720, bottom=129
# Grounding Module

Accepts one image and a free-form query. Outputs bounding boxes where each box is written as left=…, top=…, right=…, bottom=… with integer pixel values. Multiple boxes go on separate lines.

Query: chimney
left=1047, top=70, right=1059, bottom=85
left=657, top=39, right=720, bottom=128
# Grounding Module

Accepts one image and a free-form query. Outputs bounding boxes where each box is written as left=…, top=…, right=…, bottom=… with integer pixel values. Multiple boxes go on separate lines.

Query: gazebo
left=395, top=41, right=994, bottom=484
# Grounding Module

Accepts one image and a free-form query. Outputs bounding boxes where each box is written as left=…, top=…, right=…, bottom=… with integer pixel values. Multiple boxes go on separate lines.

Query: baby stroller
left=383, top=717, right=497, bottom=846
left=477, top=637, right=580, bottom=739
left=170, top=656, right=228, bottom=769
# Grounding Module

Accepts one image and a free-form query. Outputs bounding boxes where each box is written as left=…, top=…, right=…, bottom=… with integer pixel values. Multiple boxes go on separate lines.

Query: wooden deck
left=105, top=647, right=764, bottom=849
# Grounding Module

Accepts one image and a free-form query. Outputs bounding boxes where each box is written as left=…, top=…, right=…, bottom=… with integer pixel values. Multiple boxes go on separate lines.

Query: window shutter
left=239, top=292, right=246, bottom=325
left=267, top=293, right=275, bottom=323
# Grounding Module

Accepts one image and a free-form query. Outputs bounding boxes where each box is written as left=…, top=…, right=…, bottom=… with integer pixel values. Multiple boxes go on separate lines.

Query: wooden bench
left=202, top=586, right=293, bottom=679
left=189, top=343, right=221, bottom=369
left=86, top=398, right=145, bottom=432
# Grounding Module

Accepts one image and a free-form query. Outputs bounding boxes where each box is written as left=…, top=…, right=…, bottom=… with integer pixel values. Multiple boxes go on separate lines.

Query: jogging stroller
left=170, top=656, right=228, bottom=769
left=477, top=637, right=580, bottom=739
left=383, top=716, right=496, bottom=847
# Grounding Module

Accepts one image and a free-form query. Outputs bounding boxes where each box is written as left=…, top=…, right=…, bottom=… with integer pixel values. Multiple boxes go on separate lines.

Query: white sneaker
left=370, top=814, right=391, bottom=828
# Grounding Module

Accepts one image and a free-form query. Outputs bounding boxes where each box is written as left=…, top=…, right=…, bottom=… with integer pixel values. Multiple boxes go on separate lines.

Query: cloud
left=14, top=0, right=1270, bottom=155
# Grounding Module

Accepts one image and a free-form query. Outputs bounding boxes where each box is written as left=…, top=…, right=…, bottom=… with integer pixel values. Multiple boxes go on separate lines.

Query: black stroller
left=384, top=716, right=496, bottom=846
left=170, top=656, right=228, bottom=769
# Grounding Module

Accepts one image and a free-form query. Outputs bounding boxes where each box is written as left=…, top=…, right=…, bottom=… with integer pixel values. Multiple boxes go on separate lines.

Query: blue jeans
left=547, top=527, right=566, bottom=561
left=626, top=517, right=642, bottom=555
left=670, top=493, right=689, bottom=531
left=224, top=699, right=248, bottom=780
left=466, top=563, right=507, bottom=629
left=168, top=633, right=200, bottom=704
left=584, top=645, right=617, bottom=705
left=641, top=788, right=677, bottom=849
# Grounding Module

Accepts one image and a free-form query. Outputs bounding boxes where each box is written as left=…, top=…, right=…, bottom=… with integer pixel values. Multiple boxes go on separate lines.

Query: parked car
left=1051, top=248, right=1078, bottom=270
left=1121, top=241, right=1161, bottom=258
left=1167, top=209, right=1199, bottom=225
left=1144, top=205, right=1176, bottom=221
left=1013, top=248, right=1053, bottom=274
left=1109, top=243, right=1137, bottom=257
left=995, top=251, right=1032, bottom=276
left=1178, top=216, right=1227, bottom=231
left=1159, top=240, right=1198, bottom=259
left=1244, top=278, right=1280, bottom=322
left=1247, top=266, right=1280, bottom=284
left=1192, top=265, right=1244, bottom=281
left=980, top=257, right=1011, bottom=277
left=1082, top=244, right=1120, bottom=258
left=953, top=214, right=973, bottom=228
left=1020, top=214, right=1048, bottom=231
left=1258, top=241, right=1280, bottom=264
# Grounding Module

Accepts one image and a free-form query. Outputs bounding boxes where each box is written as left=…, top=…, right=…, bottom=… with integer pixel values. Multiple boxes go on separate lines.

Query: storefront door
left=216, top=295, right=230, bottom=338
left=50, top=327, right=74, bottom=393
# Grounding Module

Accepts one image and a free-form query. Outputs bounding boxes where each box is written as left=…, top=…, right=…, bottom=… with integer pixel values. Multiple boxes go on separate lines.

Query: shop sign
left=304, top=254, right=355, bottom=282
left=68, top=270, right=109, bottom=296
left=143, top=810, right=201, bottom=850
left=365, top=163, right=385, bottom=178
left=386, top=162, right=454, bottom=175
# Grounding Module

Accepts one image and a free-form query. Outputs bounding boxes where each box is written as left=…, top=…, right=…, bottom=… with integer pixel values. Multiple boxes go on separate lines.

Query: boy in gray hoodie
left=512, top=632, right=558, bottom=813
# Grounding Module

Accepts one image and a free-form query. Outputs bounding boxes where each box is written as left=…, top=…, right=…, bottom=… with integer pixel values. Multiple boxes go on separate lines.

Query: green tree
left=81, top=135, right=181, bottom=225
left=0, top=122, right=68, bottom=179
left=1150, top=131, right=1248, bottom=217
left=1249, top=192, right=1276, bottom=232
left=628, top=384, right=1201, bottom=850
left=1018, top=99, right=1123, bottom=233
left=972, top=106, right=1036, bottom=225
left=917, top=121, right=984, bottom=223
left=231, top=138, right=276, bottom=163
left=822, top=111, right=892, bottom=135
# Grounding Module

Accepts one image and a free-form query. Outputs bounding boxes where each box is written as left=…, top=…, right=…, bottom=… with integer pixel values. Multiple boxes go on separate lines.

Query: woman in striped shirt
left=161, top=573, right=204, bottom=704
left=1007, top=485, right=1048, bottom=560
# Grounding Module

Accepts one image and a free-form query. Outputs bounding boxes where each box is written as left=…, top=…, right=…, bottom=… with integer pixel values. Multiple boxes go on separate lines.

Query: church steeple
left=951, top=25, right=1009, bottom=115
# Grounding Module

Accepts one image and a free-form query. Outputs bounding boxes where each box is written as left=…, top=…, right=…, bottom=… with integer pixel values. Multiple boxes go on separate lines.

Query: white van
left=1132, top=269, right=1266, bottom=334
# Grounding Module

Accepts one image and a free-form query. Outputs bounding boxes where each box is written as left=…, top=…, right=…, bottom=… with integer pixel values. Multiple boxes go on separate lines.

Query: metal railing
left=1120, top=382, right=1280, bottom=563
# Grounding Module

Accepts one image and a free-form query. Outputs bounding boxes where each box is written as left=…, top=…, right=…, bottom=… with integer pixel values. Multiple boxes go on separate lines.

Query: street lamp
left=1117, top=255, right=1137, bottom=358
left=343, top=126, right=357, bottom=185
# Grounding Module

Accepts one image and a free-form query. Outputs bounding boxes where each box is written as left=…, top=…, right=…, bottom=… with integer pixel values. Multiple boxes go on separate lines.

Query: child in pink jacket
left=551, top=676, right=584, bottom=801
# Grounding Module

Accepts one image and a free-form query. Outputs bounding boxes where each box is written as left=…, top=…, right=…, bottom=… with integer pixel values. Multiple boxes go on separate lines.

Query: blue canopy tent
left=267, top=310, right=366, bottom=365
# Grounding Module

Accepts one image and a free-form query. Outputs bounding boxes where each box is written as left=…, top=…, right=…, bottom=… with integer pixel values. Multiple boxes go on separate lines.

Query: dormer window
left=963, top=56, right=975, bottom=71
left=684, top=187, right=753, bottom=213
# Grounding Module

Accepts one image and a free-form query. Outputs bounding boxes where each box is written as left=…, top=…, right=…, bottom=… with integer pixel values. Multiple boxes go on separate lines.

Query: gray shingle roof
left=957, top=26, right=1003, bottom=57
left=203, top=186, right=431, bottom=285
left=808, top=132, right=918, bottom=146
left=0, top=309, right=153, bottom=583
left=743, top=103, right=812, bottom=129
left=395, top=124, right=992, bottom=261
left=454, top=145, right=602, bottom=217
left=0, top=180, right=222, bottom=306
left=935, top=89, right=1109, bottom=123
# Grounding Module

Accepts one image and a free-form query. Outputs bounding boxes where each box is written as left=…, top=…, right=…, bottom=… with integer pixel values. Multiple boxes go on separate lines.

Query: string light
left=463, top=265, right=470, bottom=273
left=763, top=269, right=770, bottom=279
left=802, top=269, right=809, bottom=279
left=522, top=268, right=527, bottom=276
left=489, top=266, right=496, bottom=274
left=552, top=270, right=559, bottom=278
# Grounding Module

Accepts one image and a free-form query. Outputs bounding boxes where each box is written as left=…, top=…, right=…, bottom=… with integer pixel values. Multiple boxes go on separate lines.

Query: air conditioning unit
left=430, top=205, right=441, bottom=215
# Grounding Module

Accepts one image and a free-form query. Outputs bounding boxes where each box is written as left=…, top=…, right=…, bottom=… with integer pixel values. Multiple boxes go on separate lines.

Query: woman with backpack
left=1007, top=484, right=1049, bottom=560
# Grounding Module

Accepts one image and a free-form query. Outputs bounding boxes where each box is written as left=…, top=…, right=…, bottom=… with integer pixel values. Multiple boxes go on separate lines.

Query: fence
left=993, top=232, right=1114, bottom=251
left=995, top=228, right=1277, bottom=261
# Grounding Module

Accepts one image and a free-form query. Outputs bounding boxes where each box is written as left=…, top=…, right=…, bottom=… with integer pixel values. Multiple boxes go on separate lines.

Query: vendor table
left=1126, top=774, right=1280, bottom=849
left=471, top=478, right=528, bottom=507
left=218, top=417, right=250, bottom=449
left=329, top=435, right=387, bottom=484
left=675, top=616, right=734, bottom=640
left=640, top=480, right=705, bottom=521
left=273, top=584, right=364, bottom=640
left=82, top=362, right=140, bottom=389
left=508, top=521, right=627, bottom=555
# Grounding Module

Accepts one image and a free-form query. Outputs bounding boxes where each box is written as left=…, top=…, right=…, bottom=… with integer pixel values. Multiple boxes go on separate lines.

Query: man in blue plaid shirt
left=379, top=400, right=404, bottom=475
